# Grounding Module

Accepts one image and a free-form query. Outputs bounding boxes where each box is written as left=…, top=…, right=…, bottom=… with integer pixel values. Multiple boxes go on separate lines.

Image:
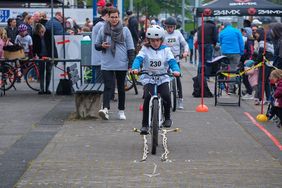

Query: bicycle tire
left=25, top=64, right=40, bottom=91
left=0, top=63, right=16, bottom=91
left=125, top=72, right=135, bottom=90
left=170, top=77, right=177, bottom=112
left=151, top=99, right=159, bottom=155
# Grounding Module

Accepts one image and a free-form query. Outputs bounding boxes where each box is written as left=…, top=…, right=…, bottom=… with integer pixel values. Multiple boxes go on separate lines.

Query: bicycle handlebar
left=136, top=71, right=173, bottom=77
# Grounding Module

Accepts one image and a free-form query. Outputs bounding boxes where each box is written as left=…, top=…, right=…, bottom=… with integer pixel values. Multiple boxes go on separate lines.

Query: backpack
left=192, top=76, right=213, bottom=98
left=56, top=78, right=73, bottom=95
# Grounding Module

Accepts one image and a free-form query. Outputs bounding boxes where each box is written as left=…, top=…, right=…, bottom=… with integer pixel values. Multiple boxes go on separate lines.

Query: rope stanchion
left=256, top=30, right=268, bottom=122
left=196, top=13, right=209, bottom=113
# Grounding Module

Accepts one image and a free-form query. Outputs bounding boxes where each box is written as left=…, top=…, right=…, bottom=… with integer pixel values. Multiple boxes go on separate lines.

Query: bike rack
left=133, top=127, right=180, bottom=162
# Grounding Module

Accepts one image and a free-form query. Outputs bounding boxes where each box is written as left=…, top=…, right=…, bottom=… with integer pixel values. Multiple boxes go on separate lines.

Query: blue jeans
left=198, top=44, right=213, bottom=79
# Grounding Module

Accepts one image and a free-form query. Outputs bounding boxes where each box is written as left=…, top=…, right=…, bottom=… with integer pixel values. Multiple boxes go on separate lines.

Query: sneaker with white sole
left=242, top=94, right=254, bottom=100
left=99, top=108, right=109, bottom=120
left=118, top=110, right=126, bottom=120
left=177, top=98, right=184, bottom=109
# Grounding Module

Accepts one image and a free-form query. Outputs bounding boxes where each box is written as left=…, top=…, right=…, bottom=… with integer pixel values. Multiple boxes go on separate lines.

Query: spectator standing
left=5, top=18, right=17, bottom=44
left=241, top=27, right=255, bottom=99
left=270, top=23, right=282, bottom=69
left=39, top=12, right=48, bottom=26
left=33, top=12, right=41, bottom=25
left=126, top=10, right=139, bottom=49
left=91, top=7, right=109, bottom=83
left=0, top=28, right=9, bottom=58
left=95, top=8, right=135, bottom=120
left=23, top=15, right=34, bottom=36
left=187, top=30, right=195, bottom=64
left=15, top=24, right=33, bottom=58
left=253, top=28, right=274, bottom=104
left=219, top=21, right=244, bottom=93
left=197, top=19, right=218, bottom=79
left=32, top=23, right=58, bottom=95
left=45, top=12, right=65, bottom=35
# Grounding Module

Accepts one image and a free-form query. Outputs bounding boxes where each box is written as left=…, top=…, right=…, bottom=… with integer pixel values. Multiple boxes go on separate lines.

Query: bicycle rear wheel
left=170, top=77, right=177, bottom=112
left=0, top=63, right=16, bottom=91
left=151, top=99, right=159, bottom=155
left=25, top=64, right=40, bottom=91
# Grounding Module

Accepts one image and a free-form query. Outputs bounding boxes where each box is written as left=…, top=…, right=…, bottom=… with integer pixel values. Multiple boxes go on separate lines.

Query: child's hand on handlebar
left=131, top=69, right=139, bottom=74
left=182, top=51, right=189, bottom=58
left=173, top=71, right=180, bottom=77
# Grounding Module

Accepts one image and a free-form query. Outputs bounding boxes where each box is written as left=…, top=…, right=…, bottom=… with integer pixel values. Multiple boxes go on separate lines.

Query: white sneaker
left=177, top=98, right=184, bottom=110
left=118, top=110, right=126, bottom=120
left=242, top=94, right=254, bottom=100
left=99, top=108, right=109, bottom=120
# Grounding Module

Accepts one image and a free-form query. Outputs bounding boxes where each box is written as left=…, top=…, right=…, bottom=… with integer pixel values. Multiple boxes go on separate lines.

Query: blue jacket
left=219, top=25, right=244, bottom=55
left=45, top=18, right=65, bottom=35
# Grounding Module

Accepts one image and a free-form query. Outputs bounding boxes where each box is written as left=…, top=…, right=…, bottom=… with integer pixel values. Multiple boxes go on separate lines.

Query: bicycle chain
left=141, top=135, right=149, bottom=161
left=161, top=130, right=169, bottom=161
left=133, top=128, right=179, bottom=162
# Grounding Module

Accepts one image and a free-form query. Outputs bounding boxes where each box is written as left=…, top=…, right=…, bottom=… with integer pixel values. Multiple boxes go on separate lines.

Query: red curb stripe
left=244, top=112, right=282, bottom=151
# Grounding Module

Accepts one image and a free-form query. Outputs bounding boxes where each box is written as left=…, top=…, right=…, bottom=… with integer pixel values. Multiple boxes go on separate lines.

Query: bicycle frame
left=148, top=88, right=164, bottom=131
left=141, top=72, right=169, bottom=131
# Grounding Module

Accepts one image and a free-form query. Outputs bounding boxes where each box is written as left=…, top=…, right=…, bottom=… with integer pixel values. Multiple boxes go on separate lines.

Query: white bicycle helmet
left=146, top=25, right=165, bottom=39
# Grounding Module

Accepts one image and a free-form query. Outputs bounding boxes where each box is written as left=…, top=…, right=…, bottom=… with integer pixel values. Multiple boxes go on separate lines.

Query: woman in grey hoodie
left=95, top=8, right=135, bottom=120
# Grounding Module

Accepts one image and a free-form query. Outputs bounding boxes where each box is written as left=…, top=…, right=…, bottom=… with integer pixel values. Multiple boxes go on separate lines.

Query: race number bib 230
left=149, top=59, right=164, bottom=70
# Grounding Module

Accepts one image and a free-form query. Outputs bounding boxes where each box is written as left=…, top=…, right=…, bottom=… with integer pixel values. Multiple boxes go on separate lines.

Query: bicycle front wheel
left=25, top=64, right=40, bottom=91
left=151, top=99, right=159, bottom=155
left=0, top=63, right=16, bottom=91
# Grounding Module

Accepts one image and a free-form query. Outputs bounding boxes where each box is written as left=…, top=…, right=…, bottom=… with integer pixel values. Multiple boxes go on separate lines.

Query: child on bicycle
left=131, top=25, right=180, bottom=135
left=163, top=17, right=189, bottom=109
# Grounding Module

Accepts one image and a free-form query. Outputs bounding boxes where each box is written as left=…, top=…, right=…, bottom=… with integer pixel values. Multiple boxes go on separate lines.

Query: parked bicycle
left=0, top=59, right=40, bottom=91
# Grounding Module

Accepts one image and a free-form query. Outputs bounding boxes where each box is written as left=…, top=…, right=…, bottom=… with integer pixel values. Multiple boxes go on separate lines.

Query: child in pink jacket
left=244, top=60, right=259, bottom=102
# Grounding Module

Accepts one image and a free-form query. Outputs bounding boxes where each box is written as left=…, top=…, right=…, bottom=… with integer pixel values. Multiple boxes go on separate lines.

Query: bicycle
left=124, top=71, right=140, bottom=95
left=0, top=59, right=40, bottom=91
left=137, top=71, right=174, bottom=154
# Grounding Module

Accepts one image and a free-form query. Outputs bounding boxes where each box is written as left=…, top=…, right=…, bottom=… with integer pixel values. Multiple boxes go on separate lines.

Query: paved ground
left=0, top=62, right=281, bottom=188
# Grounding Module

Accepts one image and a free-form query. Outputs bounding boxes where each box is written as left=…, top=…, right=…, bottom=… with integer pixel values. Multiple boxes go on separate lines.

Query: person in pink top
left=243, top=60, right=259, bottom=101
left=0, top=28, right=11, bottom=58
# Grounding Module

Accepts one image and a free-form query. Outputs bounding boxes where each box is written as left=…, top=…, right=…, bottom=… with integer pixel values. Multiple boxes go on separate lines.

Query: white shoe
left=118, top=110, right=126, bottom=120
left=242, top=94, right=254, bottom=100
left=99, top=108, right=109, bottom=120
left=177, top=98, right=184, bottom=109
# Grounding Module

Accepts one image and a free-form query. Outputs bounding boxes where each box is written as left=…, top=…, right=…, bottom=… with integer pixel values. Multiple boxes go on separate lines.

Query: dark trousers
left=242, top=74, right=253, bottom=95
left=190, top=49, right=193, bottom=63
left=39, top=61, right=52, bottom=92
left=176, top=62, right=183, bottom=98
left=198, top=44, right=214, bottom=78
left=102, top=70, right=126, bottom=110
left=142, top=82, right=170, bottom=127
left=258, top=65, right=271, bottom=101
left=94, top=65, right=103, bottom=83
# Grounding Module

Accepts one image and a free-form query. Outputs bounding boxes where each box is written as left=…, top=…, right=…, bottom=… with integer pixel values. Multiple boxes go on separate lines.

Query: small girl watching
left=269, top=69, right=282, bottom=128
